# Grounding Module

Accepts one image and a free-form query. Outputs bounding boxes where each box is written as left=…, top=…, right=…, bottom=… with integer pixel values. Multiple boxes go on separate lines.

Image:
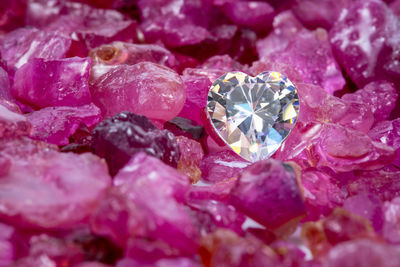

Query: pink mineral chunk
left=0, top=137, right=111, bottom=229
left=13, top=57, right=92, bottom=109
left=329, top=0, right=400, bottom=88
left=230, top=159, right=306, bottom=233
left=382, top=197, right=400, bottom=244
left=26, top=104, right=101, bottom=146
left=0, top=104, right=32, bottom=138
left=0, top=223, right=15, bottom=266
left=90, top=62, right=186, bottom=121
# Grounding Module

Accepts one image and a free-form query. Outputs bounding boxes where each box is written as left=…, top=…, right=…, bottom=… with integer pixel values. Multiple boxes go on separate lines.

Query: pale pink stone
left=0, top=223, right=15, bottom=266
left=0, top=104, right=32, bottom=138
left=383, top=197, right=400, bottom=243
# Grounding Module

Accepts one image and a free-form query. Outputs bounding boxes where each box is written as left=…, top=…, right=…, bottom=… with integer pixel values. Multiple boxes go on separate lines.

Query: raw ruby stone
left=0, top=104, right=32, bottom=138
left=90, top=62, right=185, bottom=121
left=0, top=222, right=15, bottom=266
left=382, top=197, right=400, bottom=243
left=230, top=159, right=306, bottom=232
left=0, top=137, right=111, bottom=229
left=0, top=28, right=71, bottom=72
left=329, top=0, right=400, bottom=88
left=26, top=104, right=101, bottom=146
left=13, top=57, right=92, bottom=109
left=176, top=136, right=204, bottom=183
left=0, top=66, right=12, bottom=101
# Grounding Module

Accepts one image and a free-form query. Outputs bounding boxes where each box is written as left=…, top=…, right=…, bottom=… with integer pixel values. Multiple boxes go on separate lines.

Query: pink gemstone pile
left=0, top=0, right=400, bottom=266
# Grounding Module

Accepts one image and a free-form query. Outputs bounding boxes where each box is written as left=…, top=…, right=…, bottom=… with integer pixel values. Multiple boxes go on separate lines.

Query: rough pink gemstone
left=0, top=28, right=71, bottom=72
left=342, top=81, right=398, bottom=122
left=92, top=153, right=198, bottom=255
left=176, top=136, right=204, bottom=183
left=291, top=0, right=351, bottom=29
left=0, top=104, right=32, bottom=138
left=276, top=122, right=395, bottom=172
left=268, top=29, right=345, bottom=94
left=0, top=137, right=111, bottom=229
left=89, top=42, right=177, bottom=80
left=188, top=178, right=238, bottom=203
left=230, top=160, right=306, bottom=231
left=0, top=66, right=12, bottom=101
left=346, top=169, right=400, bottom=201
left=116, top=257, right=200, bottom=267
left=323, top=239, right=400, bottom=267
left=90, top=62, right=185, bottom=121
left=299, top=83, right=374, bottom=133
left=0, top=223, right=15, bottom=266
left=12, top=57, right=92, bottom=109
left=301, top=168, right=345, bottom=221
left=369, top=119, right=400, bottom=167
left=26, top=104, right=101, bottom=146
left=343, top=194, right=384, bottom=233
left=382, top=197, right=400, bottom=243
left=220, top=1, right=274, bottom=33
left=329, top=0, right=400, bottom=88
left=199, top=150, right=250, bottom=183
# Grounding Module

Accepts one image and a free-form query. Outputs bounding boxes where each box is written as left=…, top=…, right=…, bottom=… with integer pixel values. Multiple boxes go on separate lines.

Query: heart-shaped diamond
left=207, top=71, right=300, bottom=162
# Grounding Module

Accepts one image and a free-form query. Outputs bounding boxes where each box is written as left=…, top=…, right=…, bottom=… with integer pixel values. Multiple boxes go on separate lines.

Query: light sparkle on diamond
left=207, top=71, right=300, bottom=162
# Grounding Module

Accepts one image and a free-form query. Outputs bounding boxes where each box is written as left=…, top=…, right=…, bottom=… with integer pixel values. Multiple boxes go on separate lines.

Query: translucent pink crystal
left=342, top=81, right=398, bottom=122
left=0, top=28, right=71, bottom=72
left=0, top=137, right=111, bottom=229
left=176, top=136, right=204, bottom=183
left=199, top=150, right=250, bottom=183
left=382, top=197, right=400, bottom=243
left=92, top=153, right=198, bottom=255
left=329, top=0, right=400, bottom=88
left=230, top=160, right=306, bottom=233
left=13, top=57, right=92, bottom=109
left=0, top=104, right=32, bottom=138
left=26, top=104, right=101, bottom=146
left=0, top=66, right=12, bottom=101
left=0, top=223, right=15, bottom=266
left=90, top=62, right=185, bottom=121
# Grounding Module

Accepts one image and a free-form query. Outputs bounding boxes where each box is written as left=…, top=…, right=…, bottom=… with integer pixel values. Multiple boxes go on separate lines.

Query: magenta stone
left=188, top=178, right=238, bottom=203
left=329, top=0, right=400, bottom=88
left=342, top=81, right=398, bottom=122
left=90, top=62, right=185, bottom=121
left=117, top=257, right=200, bottom=267
left=176, top=136, right=204, bottom=183
left=26, top=104, right=101, bottom=146
left=323, top=239, right=400, bottom=267
left=0, top=28, right=71, bottom=72
left=383, top=197, right=400, bottom=244
left=230, top=159, right=306, bottom=231
left=301, top=168, right=345, bottom=220
left=13, top=57, right=92, bottom=109
left=199, top=150, right=250, bottom=183
left=0, top=66, right=12, bottom=101
left=0, top=104, right=32, bottom=138
left=220, top=1, right=274, bottom=33
left=0, top=137, right=111, bottom=229
left=0, top=223, right=15, bottom=266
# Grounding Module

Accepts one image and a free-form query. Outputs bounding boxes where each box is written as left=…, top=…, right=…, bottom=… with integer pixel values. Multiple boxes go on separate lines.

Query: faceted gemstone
left=91, top=112, right=180, bottom=176
left=230, top=159, right=306, bottom=234
left=12, top=57, right=92, bottom=109
left=26, top=104, right=101, bottom=146
left=207, top=71, right=299, bottom=162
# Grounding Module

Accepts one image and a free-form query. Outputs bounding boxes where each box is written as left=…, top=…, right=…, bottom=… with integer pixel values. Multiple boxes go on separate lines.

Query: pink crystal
left=0, top=137, right=111, bottom=229
left=26, top=104, right=101, bottom=146
left=329, top=0, right=400, bottom=88
left=230, top=160, right=306, bottom=233
left=0, top=104, right=32, bottom=138
left=0, top=223, right=15, bottom=266
left=90, top=62, right=185, bottom=121
left=12, top=57, right=92, bottom=109
left=0, top=28, right=71, bottom=72
left=0, top=66, right=12, bottom=101
left=176, top=136, right=204, bottom=183
left=382, top=197, right=400, bottom=243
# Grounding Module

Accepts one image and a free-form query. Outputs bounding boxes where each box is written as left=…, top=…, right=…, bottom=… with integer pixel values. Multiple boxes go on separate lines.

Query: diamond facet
left=207, top=71, right=299, bottom=162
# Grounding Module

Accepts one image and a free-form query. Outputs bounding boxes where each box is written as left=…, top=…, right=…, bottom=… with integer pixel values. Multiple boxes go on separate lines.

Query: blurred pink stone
left=0, top=223, right=15, bottom=266
left=0, top=137, right=111, bottom=229
left=117, top=257, right=200, bottom=267
left=0, top=28, right=71, bottom=72
left=188, top=177, right=237, bottom=203
left=329, top=0, right=400, bottom=88
left=13, top=57, right=92, bottom=109
left=0, top=104, right=32, bottom=138
left=230, top=159, right=306, bottom=232
left=342, top=81, right=398, bottom=123
left=382, top=197, right=400, bottom=243
left=369, top=119, right=400, bottom=167
left=220, top=1, right=274, bottom=33
left=275, top=122, right=395, bottom=172
left=199, top=150, right=250, bottom=183
left=343, top=194, right=385, bottom=233
left=301, top=168, right=345, bottom=221
left=90, top=62, right=185, bottom=121
left=0, top=67, right=12, bottom=101
left=323, top=239, right=400, bottom=267
left=291, top=0, right=351, bottom=29
left=26, top=104, right=101, bottom=146
left=299, top=83, right=374, bottom=133
left=391, top=0, right=400, bottom=16
left=92, top=153, right=198, bottom=255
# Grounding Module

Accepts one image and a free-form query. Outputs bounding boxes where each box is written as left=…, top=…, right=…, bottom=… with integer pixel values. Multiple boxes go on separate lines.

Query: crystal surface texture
left=207, top=71, right=299, bottom=162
